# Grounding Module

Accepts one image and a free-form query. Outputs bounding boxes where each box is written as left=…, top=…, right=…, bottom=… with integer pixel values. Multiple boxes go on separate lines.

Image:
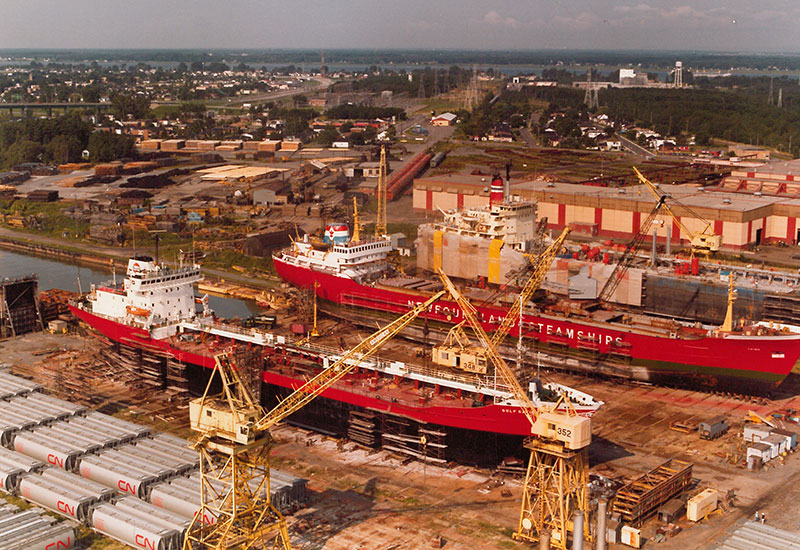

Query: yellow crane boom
left=437, top=269, right=538, bottom=426
left=437, top=269, right=591, bottom=549
left=256, top=290, right=445, bottom=432
left=633, top=166, right=721, bottom=253
left=491, top=227, right=571, bottom=347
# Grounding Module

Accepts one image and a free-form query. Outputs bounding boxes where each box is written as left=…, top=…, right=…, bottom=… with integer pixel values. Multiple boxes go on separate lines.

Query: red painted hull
left=262, top=372, right=532, bottom=436
left=273, top=256, right=800, bottom=391
left=68, top=306, right=538, bottom=436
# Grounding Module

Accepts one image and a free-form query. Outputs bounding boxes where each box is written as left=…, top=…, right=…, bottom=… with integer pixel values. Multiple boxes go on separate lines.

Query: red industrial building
left=413, top=160, right=800, bottom=250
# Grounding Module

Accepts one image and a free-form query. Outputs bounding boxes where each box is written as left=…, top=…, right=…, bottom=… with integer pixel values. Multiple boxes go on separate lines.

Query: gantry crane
left=184, top=290, right=445, bottom=550
left=634, top=166, right=722, bottom=254
left=436, top=269, right=591, bottom=548
left=432, top=227, right=571, bottom=373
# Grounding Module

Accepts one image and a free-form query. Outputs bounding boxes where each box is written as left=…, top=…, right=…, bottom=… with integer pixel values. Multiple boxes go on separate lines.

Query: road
left=151, top=76, right=334, bottom=109
left=616, top=133, right=653, bottom=158
left=519, top=128, right=537, bottom=147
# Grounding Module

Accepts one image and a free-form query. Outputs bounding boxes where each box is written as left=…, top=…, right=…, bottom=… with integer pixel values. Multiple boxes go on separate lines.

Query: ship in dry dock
left=69, top=256, right=602, bottom=464
left=272, top=174, right=800, bottom=395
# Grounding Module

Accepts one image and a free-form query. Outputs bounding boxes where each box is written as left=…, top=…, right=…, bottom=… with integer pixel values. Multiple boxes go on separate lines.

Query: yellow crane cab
left=432, top=344, right=488, bottom=374
left=691, top=233, right=722, bottom=253
left=532, top=410, right=592, bottom=450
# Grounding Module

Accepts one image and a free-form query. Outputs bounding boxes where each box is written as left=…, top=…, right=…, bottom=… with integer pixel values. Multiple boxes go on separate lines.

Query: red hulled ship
left=272, top=213, right=800, bottom=395
left=69, top=256, right=602, bottom=455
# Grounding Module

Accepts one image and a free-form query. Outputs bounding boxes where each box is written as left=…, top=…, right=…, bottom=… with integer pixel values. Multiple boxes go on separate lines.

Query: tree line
left=0, top=113, right=134, bottom=168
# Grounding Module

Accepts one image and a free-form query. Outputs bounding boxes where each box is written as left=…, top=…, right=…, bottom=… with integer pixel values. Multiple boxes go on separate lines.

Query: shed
left=762, top=434, right=787, bottom=458
left=431, top=112, right=457, bottom=126
left=743, top=423, right=772, bottom=443
left=657, top=498, right=685, bottom=523
left=747, top=442, right=772, bottom=463
left=698, top=416, right=729, bottom=440
left=243, top=228, right=304, bottom=258
left=358, top=162, right=381, bottom=178
left=771, top=428, right=797, bottom=449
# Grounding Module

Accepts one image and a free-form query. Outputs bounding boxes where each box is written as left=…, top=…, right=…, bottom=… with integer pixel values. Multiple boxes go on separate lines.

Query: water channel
left=0, top=248, right=260, bottom=319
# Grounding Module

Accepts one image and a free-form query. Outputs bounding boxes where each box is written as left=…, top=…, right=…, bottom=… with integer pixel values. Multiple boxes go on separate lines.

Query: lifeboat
left=126, top=306, right=151, bottom=317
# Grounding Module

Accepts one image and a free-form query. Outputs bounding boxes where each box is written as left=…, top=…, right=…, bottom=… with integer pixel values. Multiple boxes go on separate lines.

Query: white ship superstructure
left=88, top=256, right=203, bottom=330
left=275, top=233, right=393, bottom=283
left=437, top=199, right=538, bottom=251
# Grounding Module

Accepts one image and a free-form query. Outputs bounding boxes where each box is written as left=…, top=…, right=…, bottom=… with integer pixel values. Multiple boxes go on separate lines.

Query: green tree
left=87, top=132, right=134, bottom=162
left=45, top=134, right=83, bottom=164
left=111, top=93, right=151, bottom=120
left=317, top=125, right=340, bottom=147
left=4, top=140, right=42, bottom=166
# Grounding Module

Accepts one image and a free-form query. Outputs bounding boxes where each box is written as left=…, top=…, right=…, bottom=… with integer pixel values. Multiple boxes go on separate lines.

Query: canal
left=0, top=249, right=260, bottom=319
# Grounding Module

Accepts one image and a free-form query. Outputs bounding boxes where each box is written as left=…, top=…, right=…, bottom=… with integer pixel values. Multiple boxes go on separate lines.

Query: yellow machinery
left=184, top=290, right=445, bottom=549
left=634, top=166, right=722, bottom=254
left=431, top=322, right=488, bottom=373
left=376, top=145, right=387, bottom=236
left=351, top=196, right=362, bottom=242
left=437, top=268, right=591, bottom=548
left=431, top=227, right=571, bottom=374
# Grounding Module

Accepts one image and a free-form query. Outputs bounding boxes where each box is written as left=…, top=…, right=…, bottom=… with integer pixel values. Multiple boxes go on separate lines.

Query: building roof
left=432, top=112, right=457, bottom=122
left=717, top=520, right=800, bottom=550
left=754, top=158, right=800, bottom=176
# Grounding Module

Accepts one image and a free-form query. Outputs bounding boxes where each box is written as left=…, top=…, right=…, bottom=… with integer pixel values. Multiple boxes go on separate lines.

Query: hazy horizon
left=1, top=1, right=799, bottom=53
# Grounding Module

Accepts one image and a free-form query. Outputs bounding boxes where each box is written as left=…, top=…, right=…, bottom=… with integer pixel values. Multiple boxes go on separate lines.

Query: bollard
left=539, top=530, right=551, bottom=550
left=573, top=510, right=584, bottom=550
left=597, top=498, right=608, bottom=550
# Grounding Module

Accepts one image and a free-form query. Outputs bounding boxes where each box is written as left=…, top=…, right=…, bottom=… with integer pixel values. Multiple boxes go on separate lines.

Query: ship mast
left=376, top=145, right=387, bottom=236
left=721, top=273, right=737, bottom=332
left=352, top=197, right=362, bottom=242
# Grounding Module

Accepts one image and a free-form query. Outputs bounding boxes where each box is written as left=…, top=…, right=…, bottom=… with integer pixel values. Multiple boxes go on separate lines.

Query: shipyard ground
left=3, top=331, right=800, bottom=549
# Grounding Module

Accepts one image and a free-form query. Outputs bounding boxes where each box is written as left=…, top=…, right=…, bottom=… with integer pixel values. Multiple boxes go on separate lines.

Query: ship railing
left=286, top=338, right=514, bottom=397
left=189, top=320, right=268, bottom=342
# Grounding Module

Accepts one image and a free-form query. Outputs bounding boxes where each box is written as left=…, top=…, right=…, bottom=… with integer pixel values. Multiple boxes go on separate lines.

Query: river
left=0, top=249, right=260, bottom=319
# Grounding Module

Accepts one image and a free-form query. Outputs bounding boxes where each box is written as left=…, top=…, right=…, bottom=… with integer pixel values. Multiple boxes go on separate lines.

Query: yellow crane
left=375, top=145, right=387, bottom=236
left=437, top=268, right=591, bottom=548
left=633, top=166, right=722, bottom=254
left=432, top=227, right=571, bottom=373
left=184, top=290, right=445, bottom=550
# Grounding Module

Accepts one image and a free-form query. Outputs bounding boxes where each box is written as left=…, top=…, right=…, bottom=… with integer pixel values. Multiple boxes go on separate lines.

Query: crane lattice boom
left=491, top=227, right=571, bottom=346
left=598, top=195, right=666, bottom=303
left=256, top=291, right=445, bottom=432
left=437, top=269, right=538, bottom=427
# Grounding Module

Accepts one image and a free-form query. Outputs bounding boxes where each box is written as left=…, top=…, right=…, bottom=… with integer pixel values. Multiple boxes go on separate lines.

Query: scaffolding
left=611, top=459, right=693, bottom=526
left=516, top=439, right=589, bottom=547
left=0, top=275, right=43, bottom=338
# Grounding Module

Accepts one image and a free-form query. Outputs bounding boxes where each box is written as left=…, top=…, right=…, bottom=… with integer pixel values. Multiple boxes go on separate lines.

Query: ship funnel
left=490, top=174, right=504, bottom=205
left=324, top=223, right=349, bottom=245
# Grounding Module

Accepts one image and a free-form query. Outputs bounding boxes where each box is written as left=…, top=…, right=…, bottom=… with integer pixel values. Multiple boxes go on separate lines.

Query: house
left=358, top=162, right=381, bottom=178
left=431, top=113, right=457, bottom=126
left=489, top=123, right=514, bottom=143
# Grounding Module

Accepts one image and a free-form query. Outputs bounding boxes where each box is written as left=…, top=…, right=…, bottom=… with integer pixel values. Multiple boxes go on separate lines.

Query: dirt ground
left=3, top=332, right=800, bottom=549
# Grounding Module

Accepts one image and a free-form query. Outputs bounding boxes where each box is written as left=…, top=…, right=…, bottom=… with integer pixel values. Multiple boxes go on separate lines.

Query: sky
left=1, top=0, right=799, bottom=52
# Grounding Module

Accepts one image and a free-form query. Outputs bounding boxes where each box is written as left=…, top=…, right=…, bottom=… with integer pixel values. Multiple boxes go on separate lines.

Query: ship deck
left=268, top=354, right=486, bottom=411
